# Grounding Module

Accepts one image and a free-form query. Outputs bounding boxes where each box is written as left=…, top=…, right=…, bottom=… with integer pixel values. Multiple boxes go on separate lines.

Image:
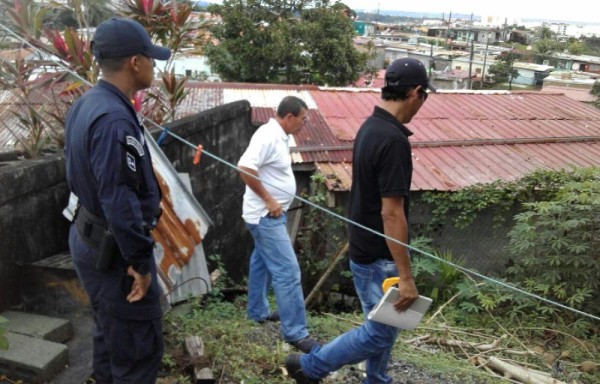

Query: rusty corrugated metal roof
left=317, top=141, right=600, bottom=192
left=301, top=90, right=600, bottom=192
left=542, top=86, right=595, bottom=103
left=177, top=86, right=600, bottom=192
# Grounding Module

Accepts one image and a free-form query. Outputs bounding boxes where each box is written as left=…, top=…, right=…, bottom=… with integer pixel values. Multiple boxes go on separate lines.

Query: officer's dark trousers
left=69, top=225, right=163, bottom=384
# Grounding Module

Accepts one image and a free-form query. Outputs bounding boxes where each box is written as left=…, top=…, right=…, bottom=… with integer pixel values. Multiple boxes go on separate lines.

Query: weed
left=0, top=315, right=8, bottom=350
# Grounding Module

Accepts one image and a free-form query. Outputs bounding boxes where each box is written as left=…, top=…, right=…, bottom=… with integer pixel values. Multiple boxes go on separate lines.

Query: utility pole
left=445, top=11, right=452, bottom=45
left=467, top=40, right=474, bottom=89
left=480, top=37, right=489, bottom=89
left=467, top=13, right=474, bottom=89
left=429, top=44, right=434, bottom=78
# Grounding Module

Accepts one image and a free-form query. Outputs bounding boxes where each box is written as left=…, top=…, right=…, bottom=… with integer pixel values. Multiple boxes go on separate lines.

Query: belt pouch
left=96, top=230, right=119, bottom=272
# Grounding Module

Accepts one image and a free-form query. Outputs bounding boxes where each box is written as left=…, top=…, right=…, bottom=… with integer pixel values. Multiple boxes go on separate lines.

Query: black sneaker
left=290, top=336, right=319, bottom=353
left=285, top=354, right=321, bottom=384
left=256, top=311, right=280, bottom=324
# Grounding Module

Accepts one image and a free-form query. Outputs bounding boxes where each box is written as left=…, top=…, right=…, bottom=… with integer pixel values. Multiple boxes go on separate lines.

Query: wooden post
left=304, top=243, right=349, bottom=308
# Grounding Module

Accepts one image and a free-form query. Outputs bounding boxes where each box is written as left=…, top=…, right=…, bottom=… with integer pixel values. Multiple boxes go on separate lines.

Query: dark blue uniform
left=65, top=80, right=163, bottom=384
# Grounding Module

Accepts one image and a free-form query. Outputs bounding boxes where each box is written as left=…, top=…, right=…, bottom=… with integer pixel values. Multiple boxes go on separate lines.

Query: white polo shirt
left=238, top=118, right=296, bottom=224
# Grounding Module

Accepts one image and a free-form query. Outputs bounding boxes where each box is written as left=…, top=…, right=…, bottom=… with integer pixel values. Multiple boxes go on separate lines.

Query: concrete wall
left=0, top=155, right=70, bottom=311
left=410, top=193, right=516, bottom=275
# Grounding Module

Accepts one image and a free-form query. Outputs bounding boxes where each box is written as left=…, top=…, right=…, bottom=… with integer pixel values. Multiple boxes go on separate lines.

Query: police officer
left=64, top=18, right=171, bottom=384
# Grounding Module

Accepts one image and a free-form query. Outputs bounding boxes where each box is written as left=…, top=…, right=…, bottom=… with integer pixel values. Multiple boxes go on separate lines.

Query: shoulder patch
left=126, top=135, right=145, bottom=156
left=126, top=152, right=137, bottom=172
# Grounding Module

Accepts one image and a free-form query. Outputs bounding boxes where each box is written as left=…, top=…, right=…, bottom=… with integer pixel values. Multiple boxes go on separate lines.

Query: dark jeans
left=69, top=225, right=163, bottom=384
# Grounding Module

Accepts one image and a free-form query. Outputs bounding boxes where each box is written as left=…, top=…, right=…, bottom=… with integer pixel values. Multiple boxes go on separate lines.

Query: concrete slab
left=0, top=332, right=68, bottom=384
left=0, top=311, right=73, bottom=343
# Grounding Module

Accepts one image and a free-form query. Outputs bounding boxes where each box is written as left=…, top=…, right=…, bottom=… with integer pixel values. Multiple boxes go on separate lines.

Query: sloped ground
left=159, top=300, right=504, bottom=384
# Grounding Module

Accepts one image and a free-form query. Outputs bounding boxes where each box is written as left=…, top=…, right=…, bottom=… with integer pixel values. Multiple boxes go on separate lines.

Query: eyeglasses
left=418, top=87, right=429, bottom=101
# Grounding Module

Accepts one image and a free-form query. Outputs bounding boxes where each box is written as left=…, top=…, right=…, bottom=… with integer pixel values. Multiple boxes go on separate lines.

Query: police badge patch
left=126, top=135, right=145, bottom=156
left=127, top=152, right=136, bottom=172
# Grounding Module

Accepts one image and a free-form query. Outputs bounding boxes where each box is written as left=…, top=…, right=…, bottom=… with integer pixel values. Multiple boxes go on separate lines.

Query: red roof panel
left=301, top=90, right=600, bottom=191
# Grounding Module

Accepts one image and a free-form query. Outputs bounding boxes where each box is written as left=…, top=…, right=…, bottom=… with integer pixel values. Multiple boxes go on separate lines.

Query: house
left=426, top=26, right=508, bottom=44
left=511, top=62, right=554, bottom=86
left=154, top=51, right=220, bottom=81
left=550, top=53, right=600, bottom=74
left=542, top=71, right=599, bottom=103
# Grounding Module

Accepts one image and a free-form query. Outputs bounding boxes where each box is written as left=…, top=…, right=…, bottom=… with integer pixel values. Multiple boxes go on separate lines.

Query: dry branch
left=477, top=356, right=566, bottom=384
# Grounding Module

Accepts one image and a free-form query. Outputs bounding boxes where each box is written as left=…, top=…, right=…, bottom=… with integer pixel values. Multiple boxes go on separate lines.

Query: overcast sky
left=341, top=0, right=599, bottom=24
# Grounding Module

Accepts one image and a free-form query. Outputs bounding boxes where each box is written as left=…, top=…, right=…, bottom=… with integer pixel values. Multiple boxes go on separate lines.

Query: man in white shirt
left=238, top=96, right=318, bottom=353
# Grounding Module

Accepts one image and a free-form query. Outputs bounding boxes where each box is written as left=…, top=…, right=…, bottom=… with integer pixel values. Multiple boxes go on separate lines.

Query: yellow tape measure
left=382, top=277, right=400, bottom=293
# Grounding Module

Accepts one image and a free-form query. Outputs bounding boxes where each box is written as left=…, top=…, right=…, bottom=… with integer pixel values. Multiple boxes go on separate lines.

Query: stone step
left=1, top=311, right=73, bottom=344
left=0, top=311, right=74, bottom=383
left=16, top=253, right=94, bottom=384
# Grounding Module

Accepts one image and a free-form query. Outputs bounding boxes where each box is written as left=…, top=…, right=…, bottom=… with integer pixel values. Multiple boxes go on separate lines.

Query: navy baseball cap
left=91, top=18, right=171, bottom=60
left=384, top=58, right=436, bottom=92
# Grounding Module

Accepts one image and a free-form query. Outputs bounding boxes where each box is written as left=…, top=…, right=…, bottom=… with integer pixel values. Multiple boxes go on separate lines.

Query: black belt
left=74, top=205, right=107, bottom=249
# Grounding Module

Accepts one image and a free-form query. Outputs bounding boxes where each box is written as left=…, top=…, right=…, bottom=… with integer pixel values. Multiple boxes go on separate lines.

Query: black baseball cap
left=384, top=58, right=436, bottom=92
left=91, top=18, right=171, bottom=60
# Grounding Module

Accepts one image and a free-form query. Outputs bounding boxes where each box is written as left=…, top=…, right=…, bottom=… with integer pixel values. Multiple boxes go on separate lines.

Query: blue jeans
left=246, top=214, right=309, bottom=342
left=301, top=259, right=400, bottom=384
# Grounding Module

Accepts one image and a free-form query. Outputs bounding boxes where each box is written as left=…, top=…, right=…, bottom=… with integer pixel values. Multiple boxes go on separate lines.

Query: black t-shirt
left=348, top=106, right=413, bottom=264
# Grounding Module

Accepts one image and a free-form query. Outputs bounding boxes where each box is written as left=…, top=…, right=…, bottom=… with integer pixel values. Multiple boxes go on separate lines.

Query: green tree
left=537, top=25, right=554, bottom=40
left=567, top=40, right=584, bottom=55
left=534, top=38, right=558, bottom=56
left=205, top=0, right=367, bottom=85
left=487, top=51, right=519, bottom=89
left=301, top=2, right=367, bottom=85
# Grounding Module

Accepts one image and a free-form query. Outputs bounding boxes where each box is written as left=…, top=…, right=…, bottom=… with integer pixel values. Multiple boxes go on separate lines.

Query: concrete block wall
left=0, top=155, right=70, bottom=311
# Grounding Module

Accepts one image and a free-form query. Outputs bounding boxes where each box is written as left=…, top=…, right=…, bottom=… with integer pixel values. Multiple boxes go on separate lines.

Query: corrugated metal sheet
left=304, top=90, right=600, bottom=192
left=411, top=142, right=600, bottom=191
left=316, top=162, right=352, bottom=191
left=308, top=89, right=381, bottom=141
left=542, top=86, right=595, bottom=103
left=252, top=107, right=352, bottom=163
left=318, top=141, right=600, bottom=192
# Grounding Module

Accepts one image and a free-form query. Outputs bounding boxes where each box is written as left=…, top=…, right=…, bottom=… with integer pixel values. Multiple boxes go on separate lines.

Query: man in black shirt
left=286, top=58, right=434, bottom=384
